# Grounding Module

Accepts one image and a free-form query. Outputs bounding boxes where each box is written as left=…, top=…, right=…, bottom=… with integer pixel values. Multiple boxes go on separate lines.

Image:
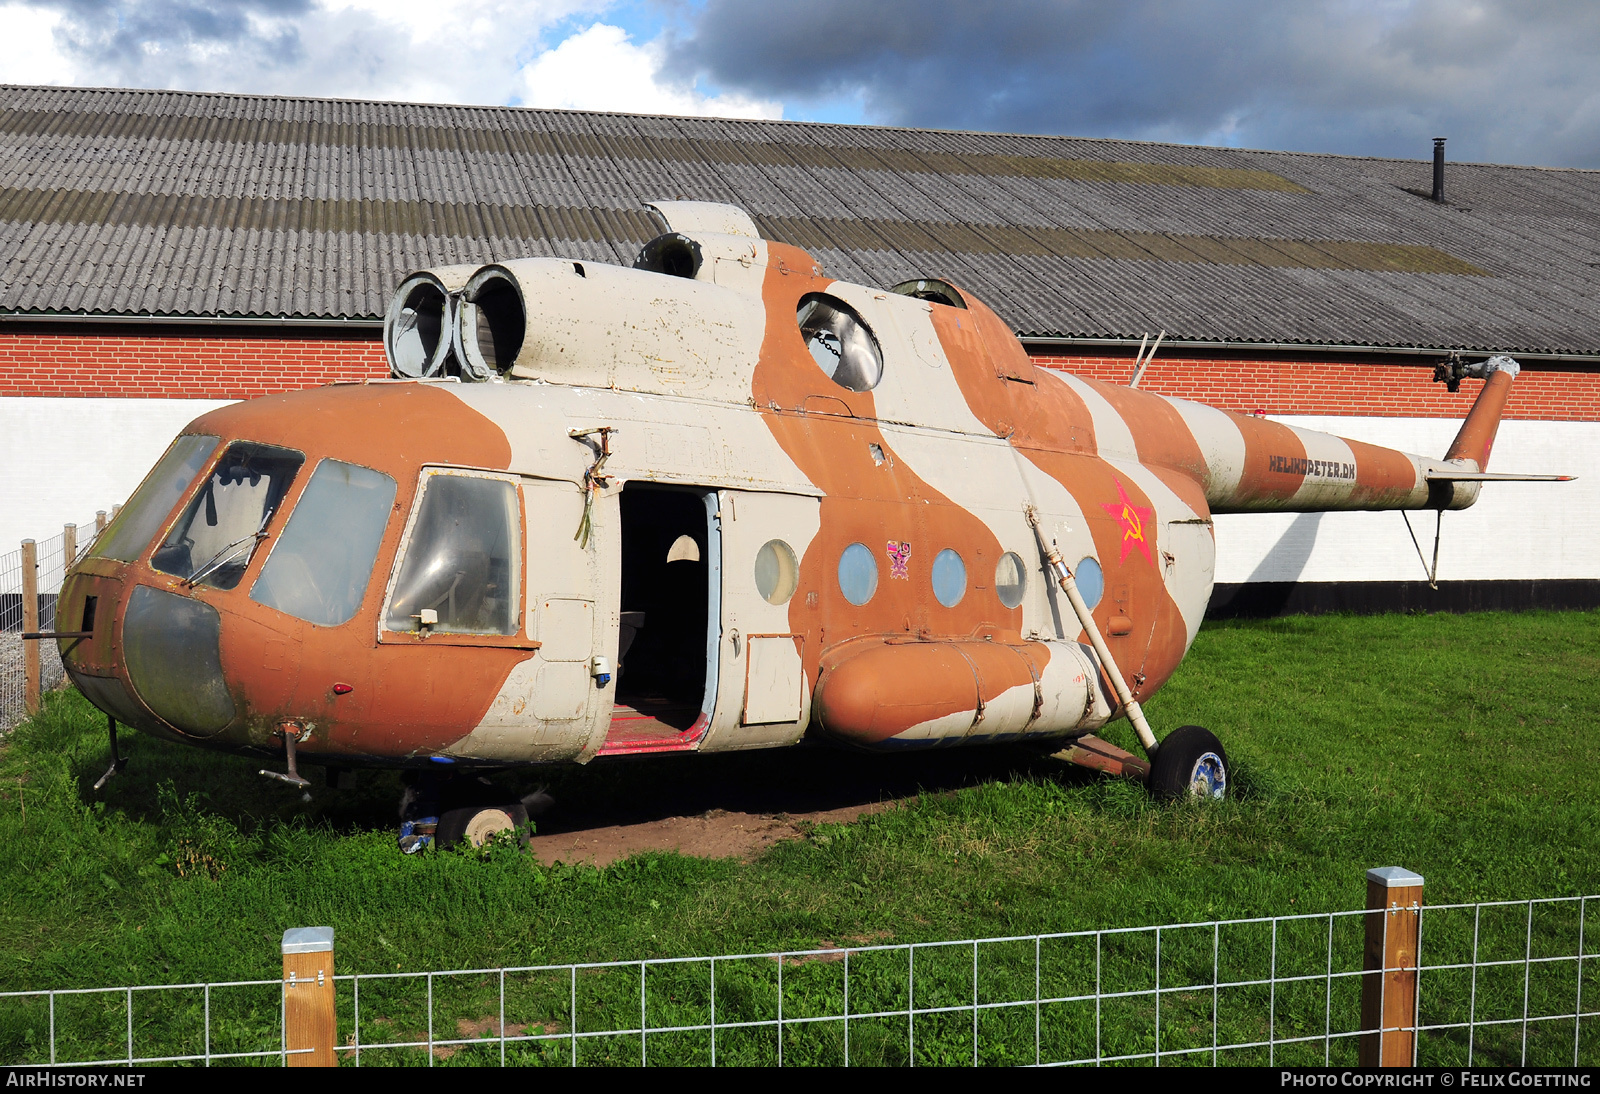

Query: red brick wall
left=2, top=327, right=1597, bottom=422
left=0, top=326, right=387, bottom=399
left=1029, top=351, right=1600, bottom=422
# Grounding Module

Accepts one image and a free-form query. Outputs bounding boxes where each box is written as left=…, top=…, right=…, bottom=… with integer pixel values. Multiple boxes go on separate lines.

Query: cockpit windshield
left=150, top=442, right=304, bottom=590
left=251, top=459, right=397, bottom=626
left=93, top=435, right=220, bottom=562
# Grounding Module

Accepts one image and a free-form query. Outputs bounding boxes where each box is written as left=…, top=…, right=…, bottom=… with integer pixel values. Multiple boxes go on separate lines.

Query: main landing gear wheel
left=436, top=803, right=531, bottom=850
left=1147, top=725, right=1229, bottom=802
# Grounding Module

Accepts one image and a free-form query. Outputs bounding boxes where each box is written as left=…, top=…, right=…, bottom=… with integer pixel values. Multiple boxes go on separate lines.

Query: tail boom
left=1185, top=356, right=1525, bottom=515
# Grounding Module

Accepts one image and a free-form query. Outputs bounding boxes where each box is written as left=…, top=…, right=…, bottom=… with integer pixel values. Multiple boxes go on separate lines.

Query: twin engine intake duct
left=383, top=264, right=480, bottom=380
left=384, top=261, right=532, bottom=382
left=382, top=230, right=710, bottom=383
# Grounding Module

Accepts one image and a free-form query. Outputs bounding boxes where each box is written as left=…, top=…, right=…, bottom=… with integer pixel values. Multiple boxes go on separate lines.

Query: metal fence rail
left=4, top=894, right=1595, bottom=1067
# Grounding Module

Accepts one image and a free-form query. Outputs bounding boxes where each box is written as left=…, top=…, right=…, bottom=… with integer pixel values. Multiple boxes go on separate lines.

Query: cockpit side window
left=251, top=459, right=397, bottom=626
left=150, top=442, right=304, bottom=590
left=93, top=434, right=220, bottom=562
left=384, top=471, right=521, bottom=637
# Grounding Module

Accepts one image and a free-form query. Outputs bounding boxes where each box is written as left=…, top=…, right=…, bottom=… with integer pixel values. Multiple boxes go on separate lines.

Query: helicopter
left=46, top=200, right=1569, bottom=849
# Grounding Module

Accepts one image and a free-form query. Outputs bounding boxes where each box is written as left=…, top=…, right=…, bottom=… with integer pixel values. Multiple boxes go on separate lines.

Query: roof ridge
left=4, top=82, right=1594, bottom=173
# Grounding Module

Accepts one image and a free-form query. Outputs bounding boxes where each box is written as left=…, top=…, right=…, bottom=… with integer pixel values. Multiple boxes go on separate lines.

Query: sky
left=1, top=0, right=1597, bottom=168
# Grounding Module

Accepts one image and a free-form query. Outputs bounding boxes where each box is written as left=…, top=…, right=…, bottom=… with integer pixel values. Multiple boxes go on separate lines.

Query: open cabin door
left=599, top=484, right=721, bottom=756
left=700, top=489, right=821, bottom=753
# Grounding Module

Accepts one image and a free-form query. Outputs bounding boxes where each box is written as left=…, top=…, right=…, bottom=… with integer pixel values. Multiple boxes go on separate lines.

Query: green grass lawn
left=1, top=610, right=1597, bottom=1065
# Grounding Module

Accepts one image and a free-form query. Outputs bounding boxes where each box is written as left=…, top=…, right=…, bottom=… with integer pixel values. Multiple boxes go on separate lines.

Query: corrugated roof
left=2, top=83, right=1598, bottom=355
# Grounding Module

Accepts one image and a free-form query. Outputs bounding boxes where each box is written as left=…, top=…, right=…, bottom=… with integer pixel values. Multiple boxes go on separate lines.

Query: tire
left=436, top=803, right=531, bottom=850
left=1147, top=725, right=1229, bottom=802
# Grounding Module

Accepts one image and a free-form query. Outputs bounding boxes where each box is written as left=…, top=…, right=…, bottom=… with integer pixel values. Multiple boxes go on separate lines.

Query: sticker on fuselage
left=886, top=540, right=911, bottom=579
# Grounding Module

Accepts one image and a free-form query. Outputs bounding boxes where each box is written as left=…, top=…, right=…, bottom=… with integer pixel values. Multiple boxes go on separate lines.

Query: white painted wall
left=1214, top=417, right=1599, bottom=583
left=2, top=399, right=1594, bottom=591
left=0, top=397, right=234, bottom=576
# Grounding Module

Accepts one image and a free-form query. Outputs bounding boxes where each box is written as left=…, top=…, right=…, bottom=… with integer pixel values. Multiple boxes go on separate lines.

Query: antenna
left=1128, top=329, right=1165, bottom=388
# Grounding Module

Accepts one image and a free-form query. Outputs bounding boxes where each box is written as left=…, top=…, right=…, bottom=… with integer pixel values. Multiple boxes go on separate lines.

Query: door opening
left=602, top=484, right=720, bottom=753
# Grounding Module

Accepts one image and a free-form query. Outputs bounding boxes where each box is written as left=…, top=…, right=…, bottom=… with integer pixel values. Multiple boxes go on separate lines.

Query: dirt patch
left=529, top=801, right=893, bottom=867
left=455, top=1016, right=532, bottom=1039
left=514, top=740, right=1085, bottom=868
left=775, top=931, right=895, bottom=966
left=431, top=1016, right=556, bottom=1060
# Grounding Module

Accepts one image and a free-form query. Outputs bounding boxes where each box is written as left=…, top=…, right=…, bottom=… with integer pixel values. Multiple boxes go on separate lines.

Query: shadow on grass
left=43, top=688, right=1141, bottom=843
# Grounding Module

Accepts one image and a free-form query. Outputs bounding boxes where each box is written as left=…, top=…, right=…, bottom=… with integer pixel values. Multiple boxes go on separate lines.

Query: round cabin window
left=1075, top=556, right=1104, bottom=610
left=932, top=548, right=967, bottom=608
left=755, top=539, right=800, bottom=605
left=837, top=542, right=879, bottom=606
left=797, top=294, right=883, bottom=392
left=995, top=551, right=1027, bottom=609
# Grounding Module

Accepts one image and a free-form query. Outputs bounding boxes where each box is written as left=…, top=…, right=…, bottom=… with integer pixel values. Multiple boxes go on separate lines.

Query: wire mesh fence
left=1, top=514, right=106, bottom=732
left=3, top=894, right=1595, bottom=1067
left=0, top=541, right=24, bottom=730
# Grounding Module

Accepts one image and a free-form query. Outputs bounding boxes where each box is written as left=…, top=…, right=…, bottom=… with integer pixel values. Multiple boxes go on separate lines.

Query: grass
left=1, top=610, right=1597, bottom=1065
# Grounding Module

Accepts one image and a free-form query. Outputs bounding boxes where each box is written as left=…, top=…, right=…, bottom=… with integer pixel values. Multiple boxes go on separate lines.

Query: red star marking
left=1101, top=478, right=1155, bottom=564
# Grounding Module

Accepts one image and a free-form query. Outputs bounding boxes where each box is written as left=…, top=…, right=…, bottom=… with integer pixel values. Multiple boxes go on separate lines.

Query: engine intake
left=384, top=265, right=479, bottom=378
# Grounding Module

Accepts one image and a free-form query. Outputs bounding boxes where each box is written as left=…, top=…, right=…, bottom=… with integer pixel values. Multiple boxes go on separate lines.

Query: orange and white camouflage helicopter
left=48, top=201, right=1570, bottom=848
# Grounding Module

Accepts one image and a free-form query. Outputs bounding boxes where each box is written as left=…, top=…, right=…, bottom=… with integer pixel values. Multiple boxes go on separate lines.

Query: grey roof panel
left=2, top=84, right=1598, bottom=354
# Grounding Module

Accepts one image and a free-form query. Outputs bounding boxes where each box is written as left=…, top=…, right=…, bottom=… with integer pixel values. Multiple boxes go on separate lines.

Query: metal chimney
left=1432, top=138, right=1446, bottom=202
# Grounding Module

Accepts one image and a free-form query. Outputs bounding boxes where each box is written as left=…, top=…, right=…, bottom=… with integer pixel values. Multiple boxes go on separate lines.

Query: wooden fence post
left=63, top=524, right=77, bottom=571
left=21, top=540, right=39, bottom=715
left=282, top=927, right=336, bottom=1067
left=1359, top=866, right=1424, bottom=1066
left=95, top=511, right=107, bottom=533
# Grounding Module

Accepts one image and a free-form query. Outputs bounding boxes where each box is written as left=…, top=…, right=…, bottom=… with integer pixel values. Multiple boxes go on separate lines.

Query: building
left=3, top=84, right=1597, bottom=612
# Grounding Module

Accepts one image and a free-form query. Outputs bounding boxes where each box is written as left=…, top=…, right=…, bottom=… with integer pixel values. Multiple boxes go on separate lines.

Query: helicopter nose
left=122, top=585, right=236, bottom=737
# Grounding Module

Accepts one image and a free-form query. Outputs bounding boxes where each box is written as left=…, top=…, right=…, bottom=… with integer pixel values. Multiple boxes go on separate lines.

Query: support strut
left=91, top=715, right=127, bottom=791
left=260, top=722, right=312, bottom=789
left=1026, top=506, right=1160, bottom=758
left=1401, top=508, right=1443, bottom=590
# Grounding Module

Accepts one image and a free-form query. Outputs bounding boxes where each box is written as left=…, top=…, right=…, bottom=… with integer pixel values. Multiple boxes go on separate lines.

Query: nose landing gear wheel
left=1147, top=725, right=1229, bottom=801
left=436, top=803, right=531, bottom=850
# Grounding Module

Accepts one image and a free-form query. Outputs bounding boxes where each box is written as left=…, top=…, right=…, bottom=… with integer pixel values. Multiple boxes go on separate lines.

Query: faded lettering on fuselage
left=1266, top=454, right=1358, bottom=480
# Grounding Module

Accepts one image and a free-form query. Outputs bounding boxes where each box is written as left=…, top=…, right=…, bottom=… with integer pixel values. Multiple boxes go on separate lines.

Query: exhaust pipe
left=383, top=264, right=479, bottom=378
left=1432, top=137, right=1446, bottom=203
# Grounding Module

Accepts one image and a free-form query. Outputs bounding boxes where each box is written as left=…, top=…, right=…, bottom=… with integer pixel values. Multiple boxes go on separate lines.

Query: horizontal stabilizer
left=1424, top=471, right=1576, bottom=482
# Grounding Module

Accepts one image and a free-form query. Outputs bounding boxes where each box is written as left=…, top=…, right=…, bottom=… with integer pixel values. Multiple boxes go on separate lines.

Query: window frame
left=377, top=465, right=536, bottom=649
left=146, top=438, right=306, bottom=590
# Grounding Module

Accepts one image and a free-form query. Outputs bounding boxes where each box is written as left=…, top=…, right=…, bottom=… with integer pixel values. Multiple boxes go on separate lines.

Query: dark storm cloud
left=41, top=0, right=311, bottom=80
left=662, top=0, right=1600, bottom=168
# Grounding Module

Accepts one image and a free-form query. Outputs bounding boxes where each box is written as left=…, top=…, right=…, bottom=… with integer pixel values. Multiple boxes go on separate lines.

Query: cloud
left=519, top=22, right=780, bottom=118
left=0, top=3, right=76, bottom=85
left=0, top=0, right=779, bottom=121
left=45, top=0, right=313, bottom=80
left=0, top=0, right=606, bottom=106
left=5, top=0, right=1594, bottom=167
left=660, top=0, right=1600, bottom=168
